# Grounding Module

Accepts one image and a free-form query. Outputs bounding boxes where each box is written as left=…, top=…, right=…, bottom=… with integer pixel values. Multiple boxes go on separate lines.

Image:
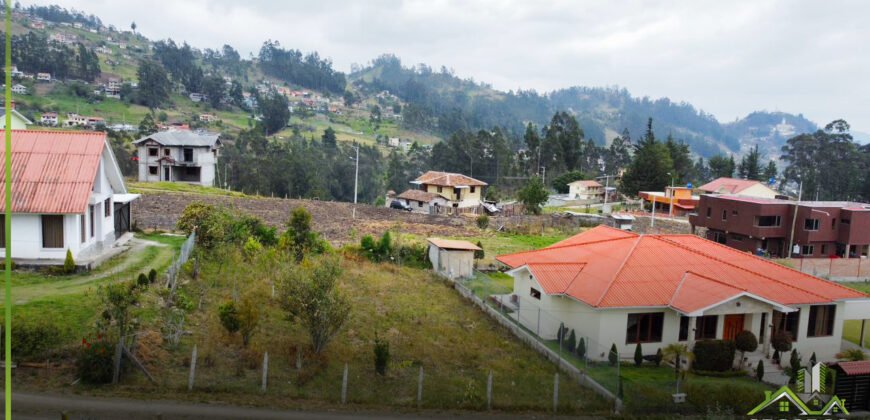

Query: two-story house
left=406, top=171, right=487, bottom=209
left=134, top=130, right=221, bottom=187
left=0, top=130, right=137, bottom=263
left=567, top=180, right=604, bottom=201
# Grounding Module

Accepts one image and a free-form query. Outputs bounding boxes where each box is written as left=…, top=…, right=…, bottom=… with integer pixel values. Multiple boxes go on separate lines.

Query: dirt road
left=10, top=392, right=560, bottom=419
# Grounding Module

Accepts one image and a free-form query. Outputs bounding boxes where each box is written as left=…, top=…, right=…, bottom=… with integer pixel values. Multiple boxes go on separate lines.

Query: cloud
left=26, top=0, right=870, bottom=131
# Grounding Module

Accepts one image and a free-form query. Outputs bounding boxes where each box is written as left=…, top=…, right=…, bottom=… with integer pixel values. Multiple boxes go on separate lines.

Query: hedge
left=692, top=340, right=736, bottom=372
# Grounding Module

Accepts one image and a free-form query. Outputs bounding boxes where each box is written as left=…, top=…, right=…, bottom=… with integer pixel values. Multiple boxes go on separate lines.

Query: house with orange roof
left=639, top=186, right=699, bottom=217
left=0, top=130, right=137, bottom=264
left=402, top=171, right=487, bottom=210
left=698, top=177, right=779, bottom=199
left=496, top=225, right=870, bottom=363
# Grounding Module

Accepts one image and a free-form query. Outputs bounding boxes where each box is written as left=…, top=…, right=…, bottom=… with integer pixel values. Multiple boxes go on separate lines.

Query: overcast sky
left=30, top=0, right=870, bottom=132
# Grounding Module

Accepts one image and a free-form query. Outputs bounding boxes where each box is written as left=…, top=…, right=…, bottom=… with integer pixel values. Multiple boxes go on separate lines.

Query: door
left=723, top=314, right=745, bottom=341
left=163, top=166, right=170, bottom=181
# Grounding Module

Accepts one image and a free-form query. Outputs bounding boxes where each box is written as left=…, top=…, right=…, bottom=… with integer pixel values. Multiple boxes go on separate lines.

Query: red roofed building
left=496, top=225, right=870, bottom=362
left=698, top=177, right=779, bottom=199
left=0, top=130, right=137, bottom=263
left=395, top=171, right=487, bottom=212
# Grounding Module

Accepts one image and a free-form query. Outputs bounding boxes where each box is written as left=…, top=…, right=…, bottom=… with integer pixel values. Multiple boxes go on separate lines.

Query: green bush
left=734, top=330, right=758, bottom=364
left=692, top=340, right=736, bottom=372
left=609, top=343, right=619, bottom=366
left=218, top=301, right=241, bottom=335
left=476, top=214, right=489, bottom=230
left=76, top=337, right=115, bottom=384
left=63, top=249, right=76, bottom=274
left=396, top=243, right=431, bottom=269
left=0, top=320, right=63, bottom=361
left=374, top=334, right=389, bottom=375
left=473, top=241, right=484, bottom=260
left=789, top=350, right=801, bottom=383
left=634, top=343, right=643, bottom=367
left=770, top=331, right=792, bottom=353
left=148, top=268, right=157, bottom=284
left=756, top=360, right=764, bottom=381
left=576, top=337, right=586, bottom=359
left=654, top=348, right=662, bottom=367
left=836, top=348, right=866, bottom=361
left=136, top=273, right=149, bottom=287
left=692, top=369, right=748, bottom=378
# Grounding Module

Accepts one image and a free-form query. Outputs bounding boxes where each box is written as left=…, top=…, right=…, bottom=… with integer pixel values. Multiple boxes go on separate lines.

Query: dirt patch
left=133, top=192, right=475, bottom=245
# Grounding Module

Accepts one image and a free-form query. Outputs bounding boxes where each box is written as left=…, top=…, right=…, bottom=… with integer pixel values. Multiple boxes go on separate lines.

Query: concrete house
left=11, top=84, right=28, bottom=95
left=496, top=226, right=870, bottom=363
left=134, top=130, right=221, bottom=187
left=428, top=238, right=481, bottom=280
left=400, top=171, right=487, bottom=210
left=0, top=130, right=138, bottom=263
left=698, top=177, right=779, bottom=199
left=567, top=180, right=604, bottom=201
left=392, top=189, right=450, bottom=214
left=40, top=112, right=58, bottom=126
left=0, top=106, right=32, bottom=129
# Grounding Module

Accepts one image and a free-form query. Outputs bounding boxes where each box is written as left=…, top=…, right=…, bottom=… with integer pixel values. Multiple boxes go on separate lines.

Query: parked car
left=390, top=200, right=412, bottom=211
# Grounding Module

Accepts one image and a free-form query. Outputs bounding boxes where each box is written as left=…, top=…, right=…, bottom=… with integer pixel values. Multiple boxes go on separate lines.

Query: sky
left=29, top=0, right=870, bottom=132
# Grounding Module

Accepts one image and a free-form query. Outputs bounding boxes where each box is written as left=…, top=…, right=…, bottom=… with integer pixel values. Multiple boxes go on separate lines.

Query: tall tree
left=542, top=111, right=585, bottom=173
left=137, top=113, right=158, bottom=137
left=321, top=127, right=337, bottom=149
left=782, top=119, right=863, bottom=201
left=665, top=134, right=693, bottom=184
left=619, top=118, right=673, bottom=196
left=738, top=144, right=763, bottom=181
left=708, top=155, right=735, bottom=179
left=258, top=89, right=290, bottom=135
left=762, top=160, right=778, bottom=183
left=201, top=74, right=226, bottom=109
left=135, top=60, right=171, bottom=109
left=605, top=129, right=632, bottom=175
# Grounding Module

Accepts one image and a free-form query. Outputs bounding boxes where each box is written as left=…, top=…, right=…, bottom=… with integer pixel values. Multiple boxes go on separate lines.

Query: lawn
left=127, top=181, right=248, bottom=197
left=840, top=281, right=870, bottom=347
left=455, top=231, right=571, bottom=268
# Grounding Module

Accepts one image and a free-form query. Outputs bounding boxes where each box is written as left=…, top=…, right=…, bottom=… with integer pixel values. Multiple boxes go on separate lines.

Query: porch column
left=844, top=244, right=851, bottom=259
left=763, top=310, right=774, bottom=356
left=687, top=316, right=697, bottom=348
left=861, top=319, right=867, bottom=350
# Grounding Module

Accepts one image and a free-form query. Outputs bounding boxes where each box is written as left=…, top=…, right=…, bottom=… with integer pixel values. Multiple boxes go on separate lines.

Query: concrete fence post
left=111, top=336, right=123, bottom=385
left=486, top=370, right=493, bottom=410
left=261, top=351, right=269, bottom=392
left=417, top=366, right=424, bottom=408
left=188, top=345, right=197, bottom=391
left=341, top=363, right=348, bottom=404
left=296, top=351, right=302, bottom=370
left=553, top=372, right=559, bottom=413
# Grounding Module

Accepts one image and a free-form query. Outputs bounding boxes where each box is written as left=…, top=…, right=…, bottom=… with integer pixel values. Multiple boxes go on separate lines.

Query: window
left=183, top=148, right=193, bottom=162
left=732, top=210, right=738, bottom=216
left=104, top=198, right=111, bottom=217
left=625, top=312, right=664, bottom=344
left=831, top=218, right=836, bottom=229
left=89, top=205, right=95, bottom=238
left=470, top=186, right=476, bottom=193
left=678, top=316, right=689, bottom=341
left=164, top=148, right=171, bottom=156
left=80, top=215, right=85, bottom=243
left=779, top=401, right=790, bottom=412
left=804, top=218, right=820, bottom=231
left=453, top=187, right=461, bottom=197
left=695, top=315, right=718, bottom=340
left=148, top=166, right=158, bottom=175
left=722, top=210, right=727, bottom=221
left=417, top=201, right=423, bottom=207
left=773, top=309, right=800, bottom=342
left=0, top=215, right=4, bottom=248
left=437, top=186, right=443, bottom=193
left=801, top=245, right=814, bottom=256
left=148, top=147, right=158, bottom=157
left=807, top=305, right=835, bottom=337
left=530, top=287, right=541, bottom=300
left=820, top=244, right=827, bottom=255
left=730, top=234, right=743, bottom=242
left=755, top=215, right=782, bottom=227
left=711, top=231, right=726, bottom=244
left=41, top=215, right=64, bottom=248
left=841, top=218, right=850, bottom=225
left=706, top=207, right=711, bottom=218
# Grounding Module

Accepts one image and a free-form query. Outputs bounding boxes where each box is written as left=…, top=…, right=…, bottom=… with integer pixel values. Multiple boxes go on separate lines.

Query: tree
left=136, top=60, right=171, bottom=109
left=789, top=350, right=801, bottom=384
left=619, top=118, right=673, bottom=196
left=604, top=129, right=632, bottom=174
left=321, top=127, right=337, bottom=149
left=218, top=301, right=241, bottom=335
left=738, top=144, right=763, bottom=181
left=282, top=207, right=320, bottom=263
left=550, top=170, right=585, bottom=194
left=576, top=337, right=586, bottom=358
left=138, top=113, right=158, bottom=137
left=99, top=281, right=141, bottom=341
left=565, top=330, right=576, bottom=353
left=665, top=135, right=693, bottom=185
left=523, top=123, right=542, bottom=174
left=236, top=294, right=260, bottom=347
left=708, top=154, right=735, bottom=179
left=201, top=74, right=226, bottom=109
left=63, top=249, right=75, bottom=274
left=542, top=111, right=585, bottom=172
left=782, top=120, right=864, bottom=201
left=474, top=241, right=484, bottom=260
left=756, top=359, right=764, bottom=382
left=608, top=343, right=619, bottom=366
left=661, top=343, right=693, bottom=380
left=762, top=160, right=778, bottom=183
left=343, top=90, right=359, bottom=107
left=517, top=176, right=548, bottom=215
left=634, top=343, right=643, bottom=366
left=278, top=256, right=351, bottom=354
left=734, top=330, right=758, bottom=366
left=130, top=21, right=136, bottom=33
left=229, top=81, right=244, bottom=108
left=259, top=89, right=290, bottom=135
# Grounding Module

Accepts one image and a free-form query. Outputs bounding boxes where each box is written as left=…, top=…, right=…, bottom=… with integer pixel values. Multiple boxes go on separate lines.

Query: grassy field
left=840, top=281, right=870, bottom=348
left=48, top=249, right=614, bottom=415
left=128, top=181, right=248, bottom=197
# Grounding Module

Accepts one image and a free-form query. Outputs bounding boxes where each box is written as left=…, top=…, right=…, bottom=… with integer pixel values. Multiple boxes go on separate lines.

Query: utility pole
left=353, top=143, right=359, bottom=204
left=541, top=166, right=546, bottom=186
left=651, top=195, right=656, bottom=228
left=602, top=175, right=612, bottom=208
left=787, top=179, right=803, bottom=258
left=668, top=172, right=675, bottom=218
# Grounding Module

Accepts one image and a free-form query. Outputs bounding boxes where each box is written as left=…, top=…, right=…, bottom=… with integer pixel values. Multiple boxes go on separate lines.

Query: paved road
left=9, top=392, right=563, bottom=420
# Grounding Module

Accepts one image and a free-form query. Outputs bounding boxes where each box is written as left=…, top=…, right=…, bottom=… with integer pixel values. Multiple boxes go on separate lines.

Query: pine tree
left=566, top=330, right=576, bottom=353
left=756, top=360, right=765, bottom=382
left=634, top=343, right=643, bottom=366
left=763, top=160, right=778, bottom=183
left=609, top=343, right=619, bottom=366
left=619, top=118, right=673, bottom=196
left=576, top=337, right=586, bottom=358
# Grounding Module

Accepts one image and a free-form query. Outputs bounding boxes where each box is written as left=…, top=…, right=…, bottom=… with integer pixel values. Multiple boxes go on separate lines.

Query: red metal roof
left=497, top=225, right=868, bottom=311
left=836, top=360, right=870, bottom=376
left=0, top=130, right=105, bottom=214
left=698, top=177, right=765, bottom=194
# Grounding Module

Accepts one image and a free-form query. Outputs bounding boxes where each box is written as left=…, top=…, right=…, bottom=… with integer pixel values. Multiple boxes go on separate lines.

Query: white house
left=40, top=112, right=58, bottom=126
left=496, top=225, right=870, bottom=364
left=36, top=72, right=51, bottom=82
left=11, top=84, right=28, bottom=95
left=428, top=238, right=481, bottom=280
left=567, top=180, right=604, bottom=201
left=399, top=171, right=487, bottom=210
left=0, top=130, right=138, bottom=263
left=0, top=106, right=32, bottom=129
left=134, top=130, right=221, bottom=187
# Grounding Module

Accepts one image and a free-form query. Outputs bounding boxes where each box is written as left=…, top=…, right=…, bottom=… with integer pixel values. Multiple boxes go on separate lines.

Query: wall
left=431, top=248, right=474, bottom=279
left=740, top=184, right=778, bottom=199
left=137, top=143, right=217, bottom=187
left=425, top=184, right=483, bottom=208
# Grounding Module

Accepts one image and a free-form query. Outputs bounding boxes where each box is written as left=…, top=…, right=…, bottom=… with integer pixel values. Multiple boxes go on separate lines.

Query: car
left=390, top=200, right=412, bottom=212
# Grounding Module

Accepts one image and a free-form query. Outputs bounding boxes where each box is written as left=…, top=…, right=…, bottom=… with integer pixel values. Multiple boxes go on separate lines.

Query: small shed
left=427, top=238, right=481, bottom=280
left=608, top=213, right=636, bottom=231
left=831, top=360, right=870, bottom=412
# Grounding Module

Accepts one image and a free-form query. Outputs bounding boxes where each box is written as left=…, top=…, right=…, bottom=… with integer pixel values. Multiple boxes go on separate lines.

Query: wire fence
left=165, top=231, right=196, bottom=291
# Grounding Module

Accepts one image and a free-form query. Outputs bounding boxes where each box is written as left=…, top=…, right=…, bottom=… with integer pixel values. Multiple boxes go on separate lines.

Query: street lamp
left=787, top=177, right=803, bottom=258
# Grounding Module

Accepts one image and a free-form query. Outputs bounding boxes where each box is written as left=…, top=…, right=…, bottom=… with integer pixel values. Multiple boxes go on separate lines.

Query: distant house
left=65, top=113, right=88, bottom=127
left=40, top=112, right=58, bottom=126
left=607, top=212, right=636, bottom=231
left=567, top=180, right=604, bottom=201
left=104, top=78, right=122, bottom=97
left=9, top=66, right=23, bottom=78
left=199, top=113, right=218, bottom=123
left=36, top=72, right=51, bottom=82
left=394, top=189, right=450, bottom=214
left=0, top=105, right=33, bottom=129
left=428, top=238, right=481, bottom=280
left=400, top=171, right=487, bottom=210
left=0, top=130, right=138, bottom=263
left=639, top=186, right=699, bottom=217
left=134, top=130, right=221, bottom=187
left=698, top=177, right=779, bottom=199
left=10, top=84, right=27, bottom=95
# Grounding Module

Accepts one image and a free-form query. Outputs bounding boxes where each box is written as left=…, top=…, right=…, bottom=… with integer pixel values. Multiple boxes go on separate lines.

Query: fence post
left=341, top=363, right=348, bottom=404
left=261, top=352, right=269, bottom=392
left=111, top=336, right=123, bottom=384
left=188, top=345, right=197, bottom=391
left=553, top=372, right=559, bottom=413
left=296, top=350, right=302, bottom=370
left=486, top=370, right=493, bottom=410
left=417, top=366, right=424, bottom=408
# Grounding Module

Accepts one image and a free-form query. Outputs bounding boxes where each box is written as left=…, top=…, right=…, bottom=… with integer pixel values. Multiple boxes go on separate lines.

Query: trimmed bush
left=634, top=343, right=643, bottom=367
left=148, top=268, right=157, bottom=284
left=771, top=331, right=792, bottom=353
left=756, top=360, right=764, bottom=381
left=576, top=337, right=586, bottom=359
left=137, top=273, right=149, bottom=287
left=374, top=334, right=389, bottom=375
left=609, top=343, right=618, bottom=366
left=63, top=249, right=76, bottom=274
left=789, top=350, right=801, bottom=383
left=653, top=348, right=662, bottom=367
left=734, top=330, right=758, bottom=366
left=692, top=340, right=736, bottom=372
left=565, top=330, right=576, bottom=354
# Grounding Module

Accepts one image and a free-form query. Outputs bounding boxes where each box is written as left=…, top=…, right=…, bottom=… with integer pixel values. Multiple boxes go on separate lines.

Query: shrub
left=634, top=343, right=643, bottom=367
left=76, top=336, right=115, bottom=384
left=756, top=360, right=764, bottom=381
left=576, top=337, right=586, bottom=359
left=692, top=340, right=736, bottom=372
left=373, top=334, right=389, bottom=375
left=237, top=295, right=260, bottom=347
left=137, top=273, right=149, bottom=287
left=218, top=301, right=241, bottom=335
left=772, top=349, right=780, bottom=364
left=148, top=268, right=157, bottom=284
left=473, top=241, right=484, bottom=260
left=0, top=320, right=63, bottom=361
left=770, top=331, right=792, bottom=353
left=609, top=343, right=618, bottom=366
left=653, top=348, right=662, bottom=367
left=396, top=243, right=431, bottom=269
left=835, top=348, right=866, bottom=361
left=242, top=236, right=263, bottom=262
left=565, top=329, right=576, bottom=354
left=63, top=249, right=76, bottom=274
left=734, top=330, right=758, bottom=365
left=476, top=214, right=489, bottom=230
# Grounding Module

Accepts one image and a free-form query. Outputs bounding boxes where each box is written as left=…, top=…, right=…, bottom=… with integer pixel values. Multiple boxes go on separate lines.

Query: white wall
left=137, top=144, right=218, bottom=187
left=430, top=247, right=474, bottom=279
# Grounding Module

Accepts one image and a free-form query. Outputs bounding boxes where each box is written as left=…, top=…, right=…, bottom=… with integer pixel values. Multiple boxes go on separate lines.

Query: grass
left=458, top=232, right=570, bottom=267
left=128, top=181, right=248, bottom=197
left=840, top=281, right=870, bottom=347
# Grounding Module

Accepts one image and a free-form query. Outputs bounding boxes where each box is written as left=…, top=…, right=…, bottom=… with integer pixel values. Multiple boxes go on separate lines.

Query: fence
left=165, top=231, right=196, bottom=290
left=779, top=257, right=870, bottom=280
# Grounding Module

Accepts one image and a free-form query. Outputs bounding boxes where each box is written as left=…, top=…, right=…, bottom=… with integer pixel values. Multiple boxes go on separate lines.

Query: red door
left=723, top=314, right=745, bottom=341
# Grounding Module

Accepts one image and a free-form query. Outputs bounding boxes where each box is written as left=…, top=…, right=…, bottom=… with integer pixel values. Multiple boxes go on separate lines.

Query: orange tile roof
left=0, top=130, right=105, bottom=214
left=698, top=177, right=764, bottom=194
left=427, top=238, right=482, bottom=251
left=397, top=189, right=440, bottom=202
left=414, top=171, right=487, bottom=187
left=497, top=225, right=867, bottom=312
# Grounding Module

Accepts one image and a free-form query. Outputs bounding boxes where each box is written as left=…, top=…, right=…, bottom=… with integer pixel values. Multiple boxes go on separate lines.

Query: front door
left=163, top=166, right=170, bottom=181
left=723, top=314, right=745, bottom=341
